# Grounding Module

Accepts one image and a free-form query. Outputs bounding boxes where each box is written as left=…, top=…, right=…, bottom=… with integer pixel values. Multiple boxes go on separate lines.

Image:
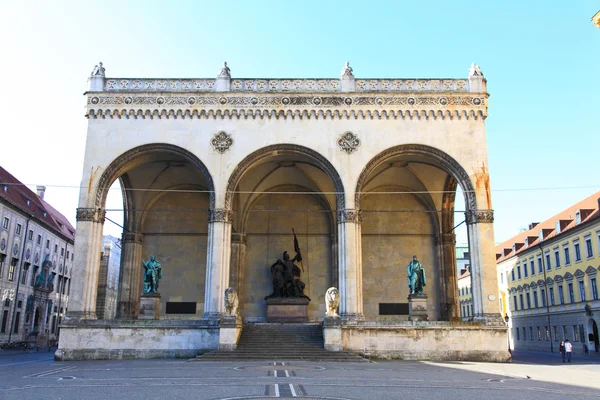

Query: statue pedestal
left=408, top=294, right=428, bottom=321
left=139, top=293, right=161, bottom=320
left=266, top=297, right=309, bottom=323
left=323, top=316, right=342, bottom=351
left=219, top=315, right=242, bottom=351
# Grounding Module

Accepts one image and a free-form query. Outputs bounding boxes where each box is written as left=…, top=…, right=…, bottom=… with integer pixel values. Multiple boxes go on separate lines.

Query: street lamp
left=504, top=314, right=512, bottom=354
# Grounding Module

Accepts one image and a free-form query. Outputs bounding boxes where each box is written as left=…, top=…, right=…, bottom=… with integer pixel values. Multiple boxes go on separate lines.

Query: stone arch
left=95, top=143, right=215, bottom=210
left=355, top=144, right=477, bottom=212
left=225, top=144, right=345, bottom=211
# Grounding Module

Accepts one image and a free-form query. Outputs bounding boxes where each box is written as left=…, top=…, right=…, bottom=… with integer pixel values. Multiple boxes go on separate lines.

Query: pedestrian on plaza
left=565, top=339, right=573, bottom=363
left=559, top=340, right=566, bottom=363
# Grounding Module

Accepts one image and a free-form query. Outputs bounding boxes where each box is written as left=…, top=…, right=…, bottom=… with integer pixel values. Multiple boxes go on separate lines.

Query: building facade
left=0, top=168, right=75, bottom=345
left=497, top=191, right=600, bottom=354
left=458, top=268, right=473, bottom=321
left=56, top=61, right=508, bottom=361
left=96, top=236, right=121, bottom=320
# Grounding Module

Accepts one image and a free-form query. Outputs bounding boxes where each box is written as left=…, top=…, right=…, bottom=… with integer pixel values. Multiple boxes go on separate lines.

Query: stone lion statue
left=325, top=287, right=340, bottom=317
left=224, top=287, right=239, bottom=316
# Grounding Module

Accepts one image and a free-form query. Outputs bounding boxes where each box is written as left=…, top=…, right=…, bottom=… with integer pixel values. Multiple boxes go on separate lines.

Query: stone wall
left=55, top=320, right=219, bottom=360
left=341, top=322, right=510, bottom=361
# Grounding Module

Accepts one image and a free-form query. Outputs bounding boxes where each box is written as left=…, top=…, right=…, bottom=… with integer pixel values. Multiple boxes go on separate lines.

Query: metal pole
left=7, top=217, right=31, bottom=343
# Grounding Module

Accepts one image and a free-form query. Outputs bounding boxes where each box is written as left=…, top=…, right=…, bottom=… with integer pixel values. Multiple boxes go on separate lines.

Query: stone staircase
left=196, top=323, right=366, bottom=362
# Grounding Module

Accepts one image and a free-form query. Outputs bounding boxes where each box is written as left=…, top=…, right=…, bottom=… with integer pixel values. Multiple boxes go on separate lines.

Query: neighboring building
left=496, top=191, right=600, bottom=354
left=0, top=167, right=75, bottom=345
left=457, top=267, right=473, bottom=320
left=593, top=10, right=600, bottom=28
left=456, top=243, right=470, bottom=275
left=96, top=236, right=121, bottom=320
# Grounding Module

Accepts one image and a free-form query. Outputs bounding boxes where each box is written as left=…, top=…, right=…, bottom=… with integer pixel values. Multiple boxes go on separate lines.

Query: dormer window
left=575, top=211, right=581, bottom=225
left=2, top=184, right=7, bottom=192
left=555, top=221, right=561, bottom=234
left=539, top=230, right=543, bottom=241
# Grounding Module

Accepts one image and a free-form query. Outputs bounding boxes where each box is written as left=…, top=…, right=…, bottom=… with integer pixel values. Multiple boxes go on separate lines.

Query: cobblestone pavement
left=0, top=351, right=598, bottom=400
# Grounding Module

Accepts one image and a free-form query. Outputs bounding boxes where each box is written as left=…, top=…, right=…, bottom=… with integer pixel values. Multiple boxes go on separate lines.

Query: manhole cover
left=235, top=365, right=325, bottom=371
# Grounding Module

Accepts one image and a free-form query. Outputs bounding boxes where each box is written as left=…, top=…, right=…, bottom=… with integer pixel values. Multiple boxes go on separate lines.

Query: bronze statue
left=407, top=255, right=426, bottom=295
left=142, top=255, right=162, bottom=293
left=265, top=230, right=311, bottom=301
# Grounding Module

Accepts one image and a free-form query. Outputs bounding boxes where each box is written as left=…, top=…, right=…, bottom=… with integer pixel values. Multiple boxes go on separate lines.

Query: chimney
left=528, top=222, right=539, bottom=230
left=36, top=185, right=46, bottom=200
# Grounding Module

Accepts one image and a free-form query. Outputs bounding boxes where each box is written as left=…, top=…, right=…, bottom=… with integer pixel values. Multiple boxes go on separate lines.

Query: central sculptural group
left=265, top=230, right=311, bottom=301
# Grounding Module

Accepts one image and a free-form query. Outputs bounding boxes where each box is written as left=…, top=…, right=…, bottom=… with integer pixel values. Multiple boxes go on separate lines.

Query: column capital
left=76, top=208, right=106, bottom=223
left=436, top=233, right=456, bottom=245
left=337, top=209, right=362, bottom=224
left=121, top=232, right=144, bottom=244
left=465, top=209, right=494, bottom=225
left=208, top=208, right=233, bottom=223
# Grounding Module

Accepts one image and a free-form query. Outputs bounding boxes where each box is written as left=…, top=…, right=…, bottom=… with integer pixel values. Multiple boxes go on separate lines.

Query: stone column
left=466, top=210, right=502, bottom=323
left=67, top=208, right=105, bottom=320
left=203, top=209, right=233, bottom=320
left=229, top=233, right=247, bottom=314
left=437, top=233, right=459, bottom=320
left=116, top=232, right=144, bottom=319
left=331, top=234, right=339, bottom=288
left=337, top=209, right=364, bottom=321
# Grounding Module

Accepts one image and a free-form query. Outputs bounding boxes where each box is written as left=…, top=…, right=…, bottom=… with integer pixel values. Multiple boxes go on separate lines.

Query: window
left=66, top=251, right=70, bottom=259
left=526, top=293, right=531, bottom=309
left=537, top=327, right=541, bottom=340
left=60, top=248, right=64, bottom=256
left=37, top=235, right=41, bottom=245
left=516, top=327, right=520, bottom=340
left=20, top=265, right=28, bottom=285
left=579, top=325, right=585, bottom=343
left=46, top=240, right=50, bottom=249
left=563, top=326, right=568, bottom=340
left=511, top=269, right=515, bottom=281
left=8, top=259, right=17, bottom=281
left=586, top=238, right=593, bottom=258
left=578, top=280, right=586, bottom=301
left=591, top=278, right=598, bottom=300
left=15, top=223, right=22, bottom=235
left=541, top=288, right=547, bottom=307
left=524, top=262, right=528, bottom=277
left=54, top=244, right=58, bottom=253
left=30, top=266, right=38, bottom=286
left=554, top=250, right=560, bottom=268
left=573, top=325, right=579, bottom=342
left=545, top=326, right=550, bottom=341
left=553, top=326, right=559, bottom=340
left=564, top=246, right=571, bottom=265
left=513, top=295, right=518, bottom=311
left=574, top=242, right=581, bottom=262
left=575, top=211, right=581, bottom=224
left=530, top=260, right=535, bottom=276
left=546, top=253, right=551, bottom=270
left=558, top=285, right=564, bottom=304
left=500, top=272, right=504, bottom=284
left=538, top=257, right=543, bottom=274
left=517, top=265, right=522, bottom=279
left=2, top=217, right=9, bottom=229
left=568, top=283, right=575, bottom=303
left=530, top=327, right=534, bottom=341
left=27, top=230, right=33, bottom=240
left=549, top=287, right=555, bottom=305
left=533, top=290, right=539, bottom=308
left=519, top=294, right=524, bottom=310
left=0, top=310, right=8, bottom=333
left=13, top=312, right=20, bottom=333
left=523, top=327, right=527, bottom=341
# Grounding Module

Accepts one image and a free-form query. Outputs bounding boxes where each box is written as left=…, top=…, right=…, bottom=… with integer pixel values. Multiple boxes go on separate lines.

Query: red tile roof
left=495, top=191, right=600, bottom=263
left=0, top=166, right=75, bottom=241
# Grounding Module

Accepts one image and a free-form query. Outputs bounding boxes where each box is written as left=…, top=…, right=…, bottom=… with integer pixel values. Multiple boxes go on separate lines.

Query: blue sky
left=0, top=0, right=598, bottom=244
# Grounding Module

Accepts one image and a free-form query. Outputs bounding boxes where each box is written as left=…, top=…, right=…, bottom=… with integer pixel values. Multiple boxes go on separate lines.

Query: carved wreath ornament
left=337, top=131, right=360, bottom=154
left=211, top=131, right=233, bottom=154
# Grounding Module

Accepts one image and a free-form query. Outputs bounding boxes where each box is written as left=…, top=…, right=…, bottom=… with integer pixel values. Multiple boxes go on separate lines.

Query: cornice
left=85, top=93, right=488, bottom=120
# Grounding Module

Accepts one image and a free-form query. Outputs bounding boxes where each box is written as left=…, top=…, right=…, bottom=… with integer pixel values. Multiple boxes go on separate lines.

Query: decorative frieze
left=465, top=209, right=494, bottom=225
left=337, top=132, right=360, bottom=154
left=208, top=209, right=233, bottom=223
left=210, top=131, right=233, bottom=154
left=76, top=208, right=106, bottom=223
left=337, top=209, right=362, bottom=224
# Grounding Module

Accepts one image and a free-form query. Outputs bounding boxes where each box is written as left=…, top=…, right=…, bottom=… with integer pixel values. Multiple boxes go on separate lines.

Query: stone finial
left=218, top=61, right=231, bottom=78
left=91, top=62, right=106, bottom=77
left=468, top=62, right=483, bottom=77
left=341, top=61, right=353, bottom=77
